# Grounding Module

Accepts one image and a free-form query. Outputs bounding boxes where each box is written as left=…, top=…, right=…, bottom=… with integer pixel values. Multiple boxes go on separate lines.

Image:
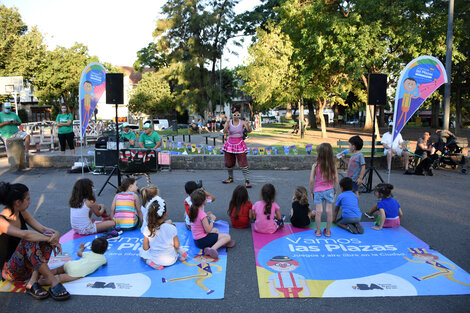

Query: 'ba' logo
left=352, top=283, right=384, bottom=290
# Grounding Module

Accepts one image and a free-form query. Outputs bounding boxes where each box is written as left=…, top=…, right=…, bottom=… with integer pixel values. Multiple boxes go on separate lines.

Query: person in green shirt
left=0, top=102, right=31, bottom=153
left=120, top=122, right=136, bottom=148
left=139, top=122, right=161, bottom=150
left=55, top=104, right=75, bottom=154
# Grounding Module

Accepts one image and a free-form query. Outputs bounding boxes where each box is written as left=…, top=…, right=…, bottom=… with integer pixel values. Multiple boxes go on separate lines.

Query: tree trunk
left=306, top=100, right=316, bottom=129
left=317, top=98, right=327, bottom=138
left=455, top=83, right=462, bottom=134
left=285, top=102, right=292, bottom=119
left=379, top=105, right=385, bottom=127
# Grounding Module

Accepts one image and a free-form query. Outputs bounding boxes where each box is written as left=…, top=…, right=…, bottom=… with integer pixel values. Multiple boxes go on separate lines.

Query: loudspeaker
left=106, top=73, right=124, bottom=104
left=368, top=73, right=387, bottom=105
left=95, top=149, right=119, bottom=167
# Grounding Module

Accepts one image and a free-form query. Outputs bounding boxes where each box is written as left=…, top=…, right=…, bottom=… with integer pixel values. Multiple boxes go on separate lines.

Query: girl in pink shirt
left=189, top=189, right=234, bottom=259
left=252, top=184, right=283, bottom=234
left=309, top=143, right=338, bottom=237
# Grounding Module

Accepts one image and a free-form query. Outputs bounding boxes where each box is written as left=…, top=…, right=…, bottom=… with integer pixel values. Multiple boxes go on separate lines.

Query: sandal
left=25, top=282, right=49, bottom=300
left=222, top=178, right=234, bottom=184
left=323, top=228, right=331, bottom=237
left=315, top=229, right=322, bottom=237
left=203, top=247, right=219, bottom=259
left=49, top=283, right=70, bottom=301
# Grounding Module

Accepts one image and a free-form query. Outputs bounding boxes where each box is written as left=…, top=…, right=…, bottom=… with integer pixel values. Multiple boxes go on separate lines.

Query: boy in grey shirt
left=347, top=136, right=366, bottom=197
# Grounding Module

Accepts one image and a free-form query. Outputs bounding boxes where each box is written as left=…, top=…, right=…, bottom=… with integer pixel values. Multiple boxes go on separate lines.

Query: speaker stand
left=97, top=165, right=119, bottom=196
left=360, top=102, right=384, bottom=193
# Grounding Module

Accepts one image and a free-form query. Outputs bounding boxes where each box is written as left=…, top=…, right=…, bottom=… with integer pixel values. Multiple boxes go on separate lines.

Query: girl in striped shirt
left=110, top=178, right=142, bottom=230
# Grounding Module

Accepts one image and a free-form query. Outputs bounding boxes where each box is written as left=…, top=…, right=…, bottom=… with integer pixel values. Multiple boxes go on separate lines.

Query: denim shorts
left=194, top=233, right=218, bottom=249
left=352, top=182, right=359, bottom=192
left=313, top=188, right=335, bottom=204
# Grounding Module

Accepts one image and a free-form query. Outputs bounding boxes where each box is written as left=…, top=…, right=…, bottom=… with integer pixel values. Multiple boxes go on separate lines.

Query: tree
left=128, top=71, right=172, bottom=119
left=135, top=0, right=239, bottom=115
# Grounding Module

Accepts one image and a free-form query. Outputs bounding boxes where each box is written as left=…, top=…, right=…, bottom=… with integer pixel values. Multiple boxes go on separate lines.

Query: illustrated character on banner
left=267, top=256, right=311, bottom=298
left=404, top=248, right=470, bottom=286
left=82, top=80, right=95, bottom=127
left=162, top=250, right=222, bottom=295
left=396, top=78, right=419, bottom=128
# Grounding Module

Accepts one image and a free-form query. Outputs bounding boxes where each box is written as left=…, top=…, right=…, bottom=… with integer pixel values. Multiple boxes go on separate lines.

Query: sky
left=3, top=0, right=260, bottom=68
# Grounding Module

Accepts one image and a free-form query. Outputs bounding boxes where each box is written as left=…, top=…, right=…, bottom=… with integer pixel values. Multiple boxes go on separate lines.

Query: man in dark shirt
left=415, top=131, right=435, bottom=158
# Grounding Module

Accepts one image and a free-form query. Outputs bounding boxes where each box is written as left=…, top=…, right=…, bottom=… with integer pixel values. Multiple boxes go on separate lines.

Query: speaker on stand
left=98, top=73, right=124, bottom=196
left=361, top=73, right=387, bottom=193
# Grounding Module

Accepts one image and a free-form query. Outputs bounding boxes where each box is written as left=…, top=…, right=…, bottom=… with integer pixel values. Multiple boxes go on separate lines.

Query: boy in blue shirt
left=333, top=177, right=363, bottom=234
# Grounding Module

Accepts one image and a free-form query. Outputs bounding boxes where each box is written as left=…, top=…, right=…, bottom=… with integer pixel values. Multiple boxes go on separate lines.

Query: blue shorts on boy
left=64, top=251, right=106, bottom=277
left=347, top=152, right=365, bottom=182
left=335, top=191, right=362, bottom=223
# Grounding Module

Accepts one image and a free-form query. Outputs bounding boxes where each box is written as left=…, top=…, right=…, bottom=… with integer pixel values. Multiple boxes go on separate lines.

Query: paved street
left=0, top=158, right=469, bottom=312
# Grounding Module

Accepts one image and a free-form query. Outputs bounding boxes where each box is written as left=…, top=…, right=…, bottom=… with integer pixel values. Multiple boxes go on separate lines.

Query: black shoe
left=347, top=224, right=358, bottom=234
left=403, top=169, right=412, bottom=175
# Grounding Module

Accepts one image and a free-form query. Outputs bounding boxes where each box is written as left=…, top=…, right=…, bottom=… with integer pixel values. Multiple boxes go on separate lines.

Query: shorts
left=385, top=148, right=403, bottom=157
left=8, top=130, right=29, bottom=140
left=352, top=182, right=359, bottom=192
left=313, top=188, right=335, bottom=204
left=73, top=222, right=97, bottom=235
left=224, top=152, right=248, bottom=168
left=194, top=233, right=218, bottom=249
left=336, top=216, right=361, bottom=224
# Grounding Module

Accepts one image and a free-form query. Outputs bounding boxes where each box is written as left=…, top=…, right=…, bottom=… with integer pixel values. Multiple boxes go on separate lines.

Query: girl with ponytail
left=252, top=183, right=284, bottom=234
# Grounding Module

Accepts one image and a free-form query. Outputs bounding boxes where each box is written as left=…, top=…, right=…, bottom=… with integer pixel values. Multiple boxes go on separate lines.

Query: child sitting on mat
left=189, top=189, right=234, bottom=259
left=140, top=197, right=187, bottom=270
left=69, top=178, right=116, bottom=235
left=140, top=185, right=159, bottom=232
left=39, top=237, right=108, bottom=285
left=184, top=181, right=215, bottom=230
left=110, top=177, right=142, bottom=231
left=252, top=183, right=284, bottom=234
left=333, top=177, right=363, bottom=234
left=227, top=185, right=252, bottom=229
left=365, top=183, right=403, bottom=230
left=290, top=186, right=313, bottom=228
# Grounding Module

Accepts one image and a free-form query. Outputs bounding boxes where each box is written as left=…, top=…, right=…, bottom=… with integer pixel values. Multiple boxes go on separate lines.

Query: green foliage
left=128, top=71, right=172, bottom=117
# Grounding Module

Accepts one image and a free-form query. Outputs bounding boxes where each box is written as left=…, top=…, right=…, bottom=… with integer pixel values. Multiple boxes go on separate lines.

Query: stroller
left=432, top=130, right=468, bottom=174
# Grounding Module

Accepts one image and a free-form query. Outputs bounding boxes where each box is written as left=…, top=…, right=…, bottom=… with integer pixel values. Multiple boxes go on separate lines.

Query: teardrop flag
left=79, top=63, right=106, bottom=138
left=392, top=56, right=447, bottom=142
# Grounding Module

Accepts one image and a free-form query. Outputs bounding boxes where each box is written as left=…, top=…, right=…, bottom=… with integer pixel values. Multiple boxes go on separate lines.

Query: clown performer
left=404, top=248, right=470, bottom=286
left=221, top=105, right=252, bottom=188
left=396, top=77, right=419, bottom=128
left=82, top=80, right=94, bottom=128
left=162, top=250, right=222, bottom=295
left=267, top=256, right=311, bottom=298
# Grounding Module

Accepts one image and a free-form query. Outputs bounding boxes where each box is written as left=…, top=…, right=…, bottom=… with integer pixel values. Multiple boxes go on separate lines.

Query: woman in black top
left=0, top=182, right=70, bottom=300
left=290, top=186, right=313, bottom=228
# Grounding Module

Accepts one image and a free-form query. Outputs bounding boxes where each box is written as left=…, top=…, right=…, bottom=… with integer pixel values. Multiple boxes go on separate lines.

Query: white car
left=144, top=119, right=169, bottom=131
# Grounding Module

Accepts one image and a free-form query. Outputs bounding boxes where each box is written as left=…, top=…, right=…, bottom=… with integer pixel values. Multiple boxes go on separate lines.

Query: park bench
left=202, top=133, right=224, bottom=145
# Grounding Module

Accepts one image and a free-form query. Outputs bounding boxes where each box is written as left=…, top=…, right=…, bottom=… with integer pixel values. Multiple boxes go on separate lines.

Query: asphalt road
left=0, top=160, right=469, bottom=312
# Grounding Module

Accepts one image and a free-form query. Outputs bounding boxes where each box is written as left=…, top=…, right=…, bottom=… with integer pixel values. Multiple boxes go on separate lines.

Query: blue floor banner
left=252, top=222, right=470, bottom=298
left=0, top=222, right=228, bottom=299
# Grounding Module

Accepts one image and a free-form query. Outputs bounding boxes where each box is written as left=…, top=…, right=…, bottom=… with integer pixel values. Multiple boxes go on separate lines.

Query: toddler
left=290, top=186, right=313, bottom=228
left=252, top=183, right=284, bottom=234
left=366, top=183, right=403, bottom=230
left=309, top=143, right=338, bottom=237
left=140, top=185, right=159, bottom=232
left=189, top=189, right=234, bottom=259
left=40, top=237, right=108, bottom=284
left=227, top=185, right=253, bottom=229
left=333, top=177, right=363, bottom=234
left=140, top=197, right=187, bottom=270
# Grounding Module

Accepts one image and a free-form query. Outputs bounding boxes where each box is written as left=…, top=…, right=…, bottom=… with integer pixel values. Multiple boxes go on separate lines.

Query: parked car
left=346, top=119, right=359, bottom=125
left=144, top=119, right=169, bottom=131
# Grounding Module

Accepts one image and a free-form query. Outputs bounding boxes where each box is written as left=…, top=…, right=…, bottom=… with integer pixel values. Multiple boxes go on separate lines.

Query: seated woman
left=0, top=182, right=70, bottom=301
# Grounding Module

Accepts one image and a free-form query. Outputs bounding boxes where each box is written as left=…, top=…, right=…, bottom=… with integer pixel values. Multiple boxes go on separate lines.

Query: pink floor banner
left=252, top=223, right=470, bottom=298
